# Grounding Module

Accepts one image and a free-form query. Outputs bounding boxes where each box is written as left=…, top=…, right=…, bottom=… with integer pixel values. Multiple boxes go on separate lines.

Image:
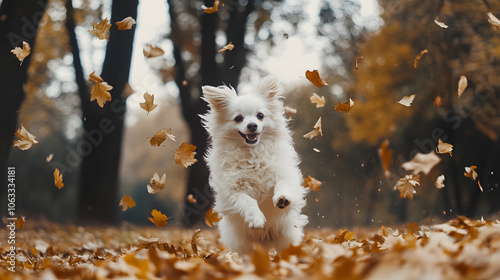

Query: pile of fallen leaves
left=1, top=216, right=500, bottom=279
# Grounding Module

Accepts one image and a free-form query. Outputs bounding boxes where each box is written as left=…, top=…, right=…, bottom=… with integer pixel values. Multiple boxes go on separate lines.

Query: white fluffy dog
left=201, top=75, right=308, bottom=254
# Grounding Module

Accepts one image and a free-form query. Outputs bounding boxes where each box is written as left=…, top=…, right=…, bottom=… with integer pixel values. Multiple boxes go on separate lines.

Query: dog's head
left=201, top=75, right=282, bottom=146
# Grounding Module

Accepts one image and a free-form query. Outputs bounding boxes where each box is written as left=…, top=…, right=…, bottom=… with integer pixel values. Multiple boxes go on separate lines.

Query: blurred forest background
left=1, top=0, right=499, bottom=228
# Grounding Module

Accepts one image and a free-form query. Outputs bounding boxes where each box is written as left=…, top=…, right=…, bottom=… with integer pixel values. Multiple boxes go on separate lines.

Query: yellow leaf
left=458, top=75, right=467, bottom=98
left=143, top=44, right=164, bottom=58
left=413, top=49, right=428, bottom=68
left=434, top=17, right=448, bottom=28
left=218, top=42, right=234, bottom=53
left=394, top=175, right=420, bottom=199
left=10, top=41, right=31, bottom=65
left=205, top=207, right=221, bottom=227
left=487, top=12, right=500, bottom=30
left=115, top=16, right=136, bottom=30
left=53, top=168, right=64, bottom=189
left=464, top=165, right=478, bottom=181
left=334, top=98, right=355, bottom=113
left=303, top=117, right=322, bottom=139
left=398, top=94, right=416, bottom=107
left=119, top=195, right=136, bottom=211
left=147, top=172, right=166, bottom=194
left=174, top=142, right=198, bottom=168
left=89, top=71, right=113, bottom=107
left=310, top=93, right=326, bottom=108
left=436, top=138, right=453, bottom=156
left=13, top=124, right=38, bottom=150
left=434, top=95, right=443, bottom=109
left=16, top=216, right=25, bottom=230
left=303, top=175, right=322, bottom=191
left=149, top=128, right=175, bottom=147
left=88, top=18, right=111, bottom=40
left=148, top=209, right=169, bottom=228
left=202, top=0, right=219, bottom=14
left=435, top=174, right=445, bottom=189
left=305, top=69, right=328, bottom=87
left=139, top=92, right=158, bottom=115
left=187, top=194, right=197, bottom=204
left=378, top=139, right=392, bottom=178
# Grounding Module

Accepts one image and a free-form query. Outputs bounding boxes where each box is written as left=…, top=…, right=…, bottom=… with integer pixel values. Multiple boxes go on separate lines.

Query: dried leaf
left=119, top=195, right=136, bottom=211
left=434, top=17, right=449, bottom=28
left=148, top=209, right=169, bottom=228
left=115, top=16, right=136, bottom=30
left=478, top=180, right=483, bottom=192
left=334, top=98, right=355, bottom=113
left=88, top=18, right=111, bottom=40
left=303, top=117, right=322, bottom=139
left=458, top=75, right=467, bottom=98
left=89, top=71, right=113, bottom=107
left=46, top=153, right=54, bottom=162
left=53, top=168, right=64, bottom=189
left=398, top=94, right=416, bottom=107
left=310, top=93, right=326, bottom=108
left=143, top=44, right=165, bottom=58
left=378, top=139, right=392, bottom=178
left=487, top=12, right=500, bottom=30
left=202, top=0, right=219, bottom=14
left=305, top=70, right=328, bottom=87
left=187, top=194, right=197, bottom=204
left=16, top=216, right=25, bottom=230
left=11, top=41, right=31, bottom=65
left=435, top=174, right=445, bottom=189
left=436, top=139, right=453, bottom=156
left=354, top=56, right=364, bottom=71
left=218, top=42, right=234, bottom=53
left=174, top=143, right=198, bottom=168
left=139, top=92, right=158, bottom=115
left=13, top=124, right=38, bottom=150
left=205, top=207, right=221, bottom=227
left=414, top=49, right=428, bottom=68
left=394, top=175, right=420, bottom=199
left=147, top=173, right=166, bottom=194
left=464, top=165, right=478, bottom=181
left=313, top=148, right=321, bottom=152
left=402, top=151, right=441, bottom=175
left=434, top=95, right=443, bottom=109
left=88, top=71, right=104, bottom=83
left=150, top=128, right=175, bottom=147
left=284, top=106, right=297, bottom=116
left=303, top=175, right=322, bottom=191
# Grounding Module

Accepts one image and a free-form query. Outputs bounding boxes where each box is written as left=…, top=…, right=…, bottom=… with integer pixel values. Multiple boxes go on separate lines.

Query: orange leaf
left=303, top=117, right=322, bottom=139
left=53, top=168, right=64, bottom=189
left=119, top=195, right=136, bottom=211
left=218, top=42, right=234, bottom=53
left=13, top=124, right=38, bottom=150
left=310, top=93, right=326, bottom=108
left=16, top=216, right=25, bottom=230
left=205, top=207, right=221, bottom=227
left=334, top=98, right=354, bottom=113
left=174, top=143, right=198, bottom=168
left=89, top=71, right=113, bottom=107
left=413, top=49, right=428, bottom=68
left=305, top=69, right=328, bottom=87
left=458, top=75, right=467, bottom=98
left=464, top=165, right=478, bottom=181
left=143, top=44, right=165, bottom=58
left=150, top=128, right=175, bottom=147
left=303, top=175, right=322, bottom=191
left=11, top=41, right=31, bottom=65
left=139, top=92, right=158, bottom=115
left=202, top=0, right=219, bottom=14
left=88, top=18, right=111, bottom=40
left=378, top=139, right=392, bottom=178
left=436, top=138, right=453, bottom=156
left=434, top=95, right=443, bottom=109
left=115, top=16, right=136, bottom=30
left=148, top=209, right=169, bottom=228
left=187, top=194, right=197, bottom=204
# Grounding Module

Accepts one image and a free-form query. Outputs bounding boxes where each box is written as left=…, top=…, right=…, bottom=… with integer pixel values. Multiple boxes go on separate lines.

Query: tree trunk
left=0, top=0, right=48, bottom=215
left=76, top=0, right=138, bottom=224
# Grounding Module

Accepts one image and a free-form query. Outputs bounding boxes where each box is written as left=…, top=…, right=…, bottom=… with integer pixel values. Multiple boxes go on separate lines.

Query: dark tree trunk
left=0, top=0, right=48, bottom=215
left=76, top=0, right=138, bottom=224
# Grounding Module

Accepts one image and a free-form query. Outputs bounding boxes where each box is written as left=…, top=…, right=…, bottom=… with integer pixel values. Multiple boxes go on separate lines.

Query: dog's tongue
left=246, top=134, right=259, bottom=141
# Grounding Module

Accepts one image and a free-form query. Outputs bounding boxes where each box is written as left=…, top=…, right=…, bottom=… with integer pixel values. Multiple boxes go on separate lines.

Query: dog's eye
left=257, top=113, right=264, bottom=120
left=234, top=115, right=244, bottom=123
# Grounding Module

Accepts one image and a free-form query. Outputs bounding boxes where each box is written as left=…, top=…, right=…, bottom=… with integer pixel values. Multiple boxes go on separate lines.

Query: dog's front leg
left=222, top=192, right=266, bottom=229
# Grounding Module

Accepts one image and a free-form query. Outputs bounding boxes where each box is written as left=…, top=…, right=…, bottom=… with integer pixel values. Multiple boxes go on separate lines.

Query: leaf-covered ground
left=2, top=216, right=500, bottom=279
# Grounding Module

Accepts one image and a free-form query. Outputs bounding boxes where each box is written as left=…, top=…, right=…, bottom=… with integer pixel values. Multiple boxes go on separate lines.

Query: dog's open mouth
left=239, top=132, right=259, bottom=144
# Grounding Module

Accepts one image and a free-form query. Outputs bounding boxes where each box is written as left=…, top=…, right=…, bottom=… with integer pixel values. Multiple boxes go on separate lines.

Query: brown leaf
left=143, top=44, right=165, bottom=58
left=187, top=194, right=197, bottom=204
left=464, top=165, right=478, bottom=181
left=16, top=216, right=25, bottom=230
left=88, top=18, right=111, bottom=40
left=139, top=92, right=158, bottom=115
left=305, top=69, right=328, bottom=87
left=434, top=95, right=443, bottom=109
left=13, top=124, right=38, bottom=150
left=89, top=71, right=113, bottom=107
left=378, top=139, right=392, bottom=178
left=394, top=175, right=420, bottom=199
left=436, top=138, right=453, bottom=156
left=11, top=41, right=31, bottom=65
left=53, top=168, right=64, bottom=189
left=174, top=143, right=198, bottom=168
left=487, top=12, right=500, bottom=30
left=303, top=175, right=322, bottom=191
left=205, top=207, right=221, bottom=227
left=119, top=195, right=136, bottom=211
left=202, top=0, right=219, bottom=14
left=218, top=42, right=234, bottom=53
left=401, top=151, right=441, bottom=175
left=434, top=17, right=449, bottom=28
left=435, top=174, right=445, bottom=189
left=148, top=209, right=169, bottom=228
left=115, top=16, right=136, bottom=30
left=310, top=93, right=326, bottom=108
left=414, top=49, right=428, bottom=68
left=398, top=94, right=416, bottom=107
left=334, top=98, right=355, bottom=113
left=88, top=71, right=104, bottom=83
left=303, top=117, right=322, bottom=139
left=147, top=172, right=166, bottom=194
left=458, top=75, right=467, bottom=98
left=150, top=128, right=175, bottom=147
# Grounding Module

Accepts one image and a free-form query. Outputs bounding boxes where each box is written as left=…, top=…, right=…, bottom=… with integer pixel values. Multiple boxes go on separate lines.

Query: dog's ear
left=258, top=74, right=280, bottom=99
left=202, top=85, right=236, bottom=109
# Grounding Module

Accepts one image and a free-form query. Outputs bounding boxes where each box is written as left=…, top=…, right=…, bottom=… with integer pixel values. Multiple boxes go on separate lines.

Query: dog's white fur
left=201, top=75, right=308, bottom=254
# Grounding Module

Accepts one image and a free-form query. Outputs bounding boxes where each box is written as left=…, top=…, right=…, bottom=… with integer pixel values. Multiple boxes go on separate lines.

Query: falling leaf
left=354, top=56, right=364, bottom=71
left=313, top=148, right=321, bottom=152
left=13, top=124, right=38, bottom=150
left=139, top=92, right=158, bottom=115
left=284, top=106, right=297, bottom=116
left=89, top=71, right=113, bottom=108
left=478, top=180, right=483, bottom=192
left=115, top=16, right=136, bottom=30
left=458, top=75, right=467, bottom=98
left=147, top=173, right=166, bottom=194
left=11, top=41, right=30, bottom=65
left=205, top=207, right=221, bottom=227
left=174, top=143, right=198, bottom=168
left=88, top=18, right=111, bottom=40
left=436, top=139, right=453, bottom=156
left=401, top=151, right=441, bottom=175
left=16, top=216, right=25, bottom=230
left=303, top=117, right=322, bottom=139
left=464, top=165, right=478, bottom=180
left=414, top=49, right=428, bottom=68
left=310, top=93, right=326, bottom=108
left=434, top=17, right=449, bottom=28
left=46, top=153, right=54, bottom=163
left=148, top=209, right=169, bottom=228
left=218, top=42, right=234, bottom=53
left=143, top=44, right=165, bottom=58
left=88, top=71, right=104, bottom=83
left=119, top=195, right=136, bottom=211
left=394, top=175, right=420, bottom=199
left=53, top=168, right=64, bottom=189
left=305, top=70, right=328, bottom=87
left=434, top=95, right=443, bottom=109
left=187, top=194, right=197, bottom=204
left=303, top=175, right=322, bottom=191
left=150, top=128, right=175, bottom=147
left=487, top=12, right=500, bottom=30
left=378, top=139, right=392, bottom=178
left=398, top=94, right=416, bottom=107
left=334, top=98, right=355, bottom=113
left=435, top=174, right=445, bottom=189
left=202, top=0, right=219, bottom=14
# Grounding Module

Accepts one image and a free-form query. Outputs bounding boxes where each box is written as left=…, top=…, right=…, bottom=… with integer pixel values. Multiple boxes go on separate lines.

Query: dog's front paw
left=246, top=211, right=266, bottom=229
left=273, top=194, right=291, bottom=209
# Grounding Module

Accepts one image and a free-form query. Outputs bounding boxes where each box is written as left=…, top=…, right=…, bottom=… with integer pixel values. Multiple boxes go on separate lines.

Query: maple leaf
left=464, top=165, right=478, bottom=180
left=458, top=75, right=467, bottom=98
left=148, top=209, right=169, bottom=228
left=187, top=194, right=197, bottom=204
left=88, top=71, right=104, bottom=83
left=119, top=195, right=136, bottom=211
left=11, top=41, right=31, bottom=65
left=89, top=71, right=113, bottom=107
left=354, top=56, right=364, bottom=71
left=147, top=172, right=166, bottom=194
left=305, top=70, right=328, bottom=87
left=13, top=124, right=38, bottom=150
left=139, top=92, right=158, bottom=115
left=143, top=44, right=165, bottom=58
left=303, top=175, right=322, bottom=191
left=53, top=168, right=64, bottom=189
left=88, top=18, right=111, bottom=40
left=202, top=0, right=219, bottom=14
left=378, top=139, right=392, bottom=178
left=435, top=174, right=445, bottom=189
left=487, top=12, right=500, bottom=30
left=16, top=216, right=25, bottom=230
left=335, top=98, right=355, bottom=113
left=394, top=174, right=420, bottom=199
left=150, top=128, right=175, bottom=147
left=434, top=17, right=449, bottom=28
left=310, top=93, right=326, bottom=108
left=205, top=207, right=221, bottom=227
left=174, top=143, right=198, bottom=168
left=436, top=138, right=453, bottom=156
left=414, top=49, right=428, bottom=68
left=115, top=16, right=136, bottom=30
left=398, top=94, right=416, bottom=107
left=434, top=95, right=443, bottom=109
left=401, top=151, right=441, bottom=175
left=303, top=117, right=322, bottom=139
left=218, top=42, right=234, bottom=53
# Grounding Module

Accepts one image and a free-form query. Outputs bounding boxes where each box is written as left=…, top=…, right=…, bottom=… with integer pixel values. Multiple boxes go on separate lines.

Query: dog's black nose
left=247, top=123, right=257, bottom=132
